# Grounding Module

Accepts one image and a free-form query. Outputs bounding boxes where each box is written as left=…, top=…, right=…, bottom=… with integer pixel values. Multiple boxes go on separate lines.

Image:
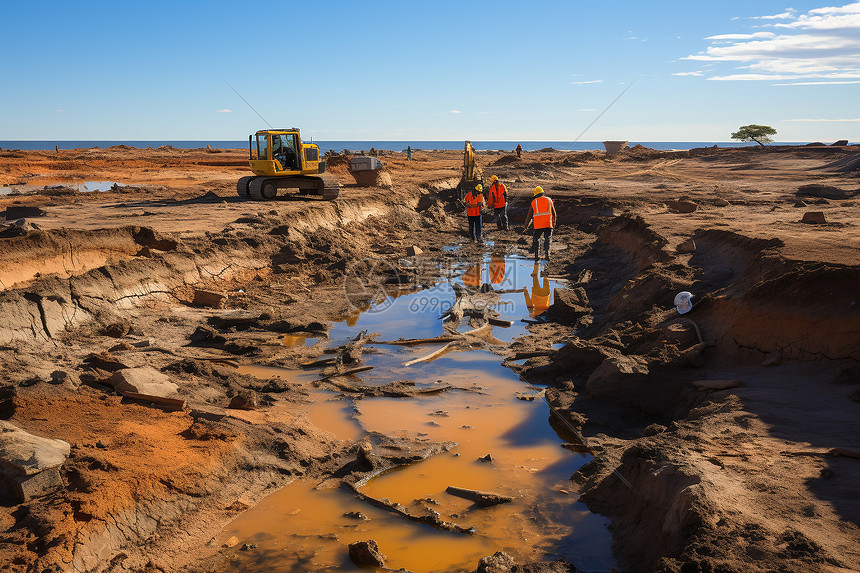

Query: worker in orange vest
left=487, top=175, right=509, bottom=231
left=523, top=186, right=557, bottom=262
left=464, top=183, right=486, bottom=243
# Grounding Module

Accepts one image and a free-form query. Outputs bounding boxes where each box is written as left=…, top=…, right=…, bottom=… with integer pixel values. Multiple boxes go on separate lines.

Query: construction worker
left=523, top=186, right=557, bottom=261
left=464, top=183, right=485, bottom=243
left=522, top=263, right=551, bottom=317
left=487, top=175, right=509, bottom=231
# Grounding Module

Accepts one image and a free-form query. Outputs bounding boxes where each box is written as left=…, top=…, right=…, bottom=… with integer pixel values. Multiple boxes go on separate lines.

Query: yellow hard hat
left=533, top=186, right=544, bottom=196
left=475, top=184, right=483, bottom=191
left=490, top=175, right=498, bottom=182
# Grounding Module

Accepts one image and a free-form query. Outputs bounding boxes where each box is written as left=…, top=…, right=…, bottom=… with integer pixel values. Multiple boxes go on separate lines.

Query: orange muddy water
left=220, top=254, right=614, bottom=572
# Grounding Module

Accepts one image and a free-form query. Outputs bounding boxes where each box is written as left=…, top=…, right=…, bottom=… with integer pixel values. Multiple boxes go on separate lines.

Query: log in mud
left=0, top=144, right=859, bottom=572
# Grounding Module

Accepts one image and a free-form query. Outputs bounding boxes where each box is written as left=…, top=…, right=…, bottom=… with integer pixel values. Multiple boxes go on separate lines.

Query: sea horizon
left=1, top=140, right=853, bottom=153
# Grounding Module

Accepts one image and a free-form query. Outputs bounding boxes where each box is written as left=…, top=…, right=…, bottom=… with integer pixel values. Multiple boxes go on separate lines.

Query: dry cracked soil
left=0, top=143, right=858, bottom=573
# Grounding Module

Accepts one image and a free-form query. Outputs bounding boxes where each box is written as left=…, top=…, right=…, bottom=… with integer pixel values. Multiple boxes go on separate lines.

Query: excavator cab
left=238, top=128, right=339, bottom=201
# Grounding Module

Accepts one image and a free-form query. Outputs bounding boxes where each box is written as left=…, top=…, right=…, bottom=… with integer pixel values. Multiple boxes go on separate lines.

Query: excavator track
left=239, top=175, right=340, bottom=201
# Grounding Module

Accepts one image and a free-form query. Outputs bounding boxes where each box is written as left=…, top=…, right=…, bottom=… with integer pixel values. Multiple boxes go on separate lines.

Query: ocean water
left=0, top=140, right=834, bottom=153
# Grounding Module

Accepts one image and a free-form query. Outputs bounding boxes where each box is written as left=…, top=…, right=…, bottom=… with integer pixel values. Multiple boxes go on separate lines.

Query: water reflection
left=522, top=263, right=552, bottom=317
left=225, top=251, right=613, bottom=572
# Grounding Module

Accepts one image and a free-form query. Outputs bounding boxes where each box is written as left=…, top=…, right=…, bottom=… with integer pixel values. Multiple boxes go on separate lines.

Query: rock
left=713, top=198, right=730, bottom=207
left=642, top=423, right=667, bottom=436
left=679, top=341, right=708, bottom=367
left=227, top=390, right=258, bottom=410
left=223, top=536, right=239, bottom=548
left=0, top=421, right=71, bottom=502
left=100, top=320, right=131, bottom=338
left=3, top=206, right=46, bottom=219
left=406, top=245, right=423, bottom=256
left=348, top=540, right=386, bottom=568
left=585, top=355, right=649, bottom=398
left=800, top=211, right=827, bottom=224
left=343, top=511, right=369, bottom=521
left=547, top=339, right=614, bottom=376
left=832, top=139, right=849, bottom=146
left=109, top=366, right=179, bottom=397
left=476, top=551, right=516, bottom=573
left=666, top=199, right=697, bottom=214
left=356, top=438, right=376, bottom=470
left=50, top=370, right=80, bottom=388
left=193, top=289, right=227, bottom=309
left=793, top=200, right=807, bottom=208
left=240, top=543, right=257, bottom=551
left=676, top=238, right=696, bottom=254
left=477, top=454, right=493, bottom=463
left=547, top=288, right=591, bottom=324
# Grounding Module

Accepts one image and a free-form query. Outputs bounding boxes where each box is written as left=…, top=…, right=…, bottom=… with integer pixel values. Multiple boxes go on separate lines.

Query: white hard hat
left=674, top=291, right=693, bottom=315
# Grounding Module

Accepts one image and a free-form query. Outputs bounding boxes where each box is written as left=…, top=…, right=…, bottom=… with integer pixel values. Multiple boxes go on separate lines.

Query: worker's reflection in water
left=522, top=263, right=551, bottom=317
left=489, top=256, right=505, bottom=286
left=462, top=261, right=482, bottom=289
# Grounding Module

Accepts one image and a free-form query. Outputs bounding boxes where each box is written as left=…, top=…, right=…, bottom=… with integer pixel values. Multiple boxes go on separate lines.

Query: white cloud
left=672, top=71, right=704, bottom=76
left=450, top=110, right=462, bottom=114
left=751, top=10, right=796, bottom=20
left=705, top=32, right=776, bottom=40
left=774, top=80, right=860, bottom=85
left=577, top=108, right=596, bottom=112
left=784, top=117, right=860, bottom=120
left=683, top=3, right=860, bottom=82
left=570, top=80, right=603, bottom=85
left=216, top=109, right=232, bottom=113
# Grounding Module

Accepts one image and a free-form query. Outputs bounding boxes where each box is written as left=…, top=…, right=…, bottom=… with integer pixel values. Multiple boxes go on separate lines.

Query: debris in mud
left=446, top=486, right=513, bottom=508
left=192, top=289, right=227, bottom=309
left=800, top=211, right=827, bottom=224
left=227, top=389, right=258, bottom=410
left=348, top=539, right=386, bottom=567
left=666, top=199, right=697, bottom=213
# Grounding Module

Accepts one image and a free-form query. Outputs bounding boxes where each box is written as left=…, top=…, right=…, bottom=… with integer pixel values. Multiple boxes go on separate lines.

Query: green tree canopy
left=731, top=124, right=777, bottom=147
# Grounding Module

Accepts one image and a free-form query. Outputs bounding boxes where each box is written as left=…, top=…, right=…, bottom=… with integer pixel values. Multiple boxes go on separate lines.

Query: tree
left=731, top=124, right=777, bottom=147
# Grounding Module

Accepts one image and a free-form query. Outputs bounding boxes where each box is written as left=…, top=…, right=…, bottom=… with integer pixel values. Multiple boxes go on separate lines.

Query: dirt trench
left=1, top=147, right=859, bottom=573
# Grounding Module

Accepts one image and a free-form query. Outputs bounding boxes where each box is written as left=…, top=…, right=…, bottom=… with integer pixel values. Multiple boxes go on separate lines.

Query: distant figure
left=407, top=145, right=412, bottom=160
left=487, top=175, right=509, bottom=231
left=516, top=143, right=522, bottom=158
left=464, top=183, right=486, bottom=243
left=369, top=147, right=377, bottom=156
left=522, top=263, right=551, bottom=317
left=523, top=186, right=557, bottom=262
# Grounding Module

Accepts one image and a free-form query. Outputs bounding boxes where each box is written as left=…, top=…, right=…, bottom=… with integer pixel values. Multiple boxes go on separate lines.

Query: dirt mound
left=820, top=152, right=860, bottom=173
left=695, top=258, right=860, bottom=362
left=492, top=154, right=520, bottom=166
left=796, top=183, right=858, bottom=199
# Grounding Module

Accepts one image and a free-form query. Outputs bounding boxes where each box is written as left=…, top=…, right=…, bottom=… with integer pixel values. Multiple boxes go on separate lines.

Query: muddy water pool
left=221, top=253, right=614, bottom=572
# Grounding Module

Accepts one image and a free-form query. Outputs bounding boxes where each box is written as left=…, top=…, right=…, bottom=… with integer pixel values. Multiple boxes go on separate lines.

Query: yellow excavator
left=237, top=129, right=340, bottom=200
left=456, top=140, right=483, bottom=201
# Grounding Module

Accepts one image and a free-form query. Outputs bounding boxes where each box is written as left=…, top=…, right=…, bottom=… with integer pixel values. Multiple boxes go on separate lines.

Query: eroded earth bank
left=0, top=144, right=858, bottom=572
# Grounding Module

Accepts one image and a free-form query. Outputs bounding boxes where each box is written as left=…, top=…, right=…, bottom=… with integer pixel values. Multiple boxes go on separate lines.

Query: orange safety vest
left=488, top=182, right=506, bottom=208
left=465, top=191, right=484, bottom=217
left=531, top=195, right=554, bottom=229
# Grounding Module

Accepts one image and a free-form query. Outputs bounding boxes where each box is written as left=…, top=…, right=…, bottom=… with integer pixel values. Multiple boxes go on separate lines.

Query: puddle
left=0, top=181, right=119, bottom=196
left=224, top=251, right=614, bottom=572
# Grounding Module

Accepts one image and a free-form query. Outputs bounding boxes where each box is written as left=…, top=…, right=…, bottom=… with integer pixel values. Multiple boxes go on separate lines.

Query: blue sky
left=1, top=0, right=858, bottom=142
